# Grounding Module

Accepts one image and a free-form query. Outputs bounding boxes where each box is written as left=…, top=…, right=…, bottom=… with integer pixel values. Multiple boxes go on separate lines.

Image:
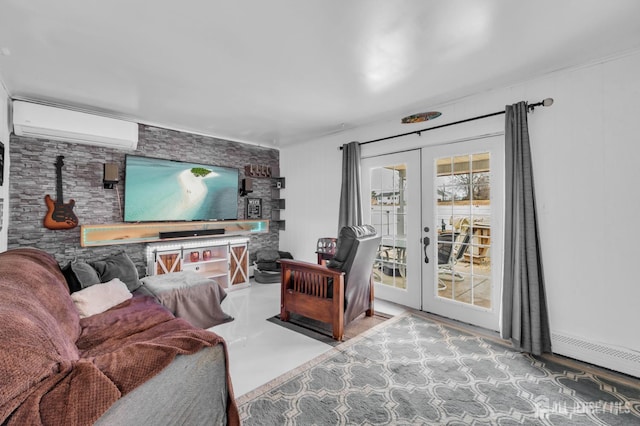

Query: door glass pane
left=435, top=153, right=492, bottom=308
left=370, top=164, right=407, bottom=289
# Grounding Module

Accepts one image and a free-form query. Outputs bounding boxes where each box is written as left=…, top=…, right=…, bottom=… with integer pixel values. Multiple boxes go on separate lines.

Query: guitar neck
left=56, top=164, right=64, bottom=204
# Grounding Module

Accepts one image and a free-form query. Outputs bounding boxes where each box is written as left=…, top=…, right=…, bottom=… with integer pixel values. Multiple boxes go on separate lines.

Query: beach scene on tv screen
left=124, top=156, right=238, bottom=222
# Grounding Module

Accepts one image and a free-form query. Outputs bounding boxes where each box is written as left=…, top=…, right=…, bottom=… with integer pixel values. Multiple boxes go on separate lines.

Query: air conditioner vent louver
left=12, top=101, right=138, bottom=150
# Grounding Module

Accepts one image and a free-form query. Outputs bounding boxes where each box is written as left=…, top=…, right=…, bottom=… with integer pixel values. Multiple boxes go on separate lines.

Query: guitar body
left=44, top=155, right=79, bottom=230
left=44, top=194, right=79, bottom=230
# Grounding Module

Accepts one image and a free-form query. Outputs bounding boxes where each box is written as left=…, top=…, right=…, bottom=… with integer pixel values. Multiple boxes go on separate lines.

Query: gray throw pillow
left=61, top=261, right=102, bottom=292
left=73, top=262, right=102, bottom=289
left=90, top=252, right=142, bottom=292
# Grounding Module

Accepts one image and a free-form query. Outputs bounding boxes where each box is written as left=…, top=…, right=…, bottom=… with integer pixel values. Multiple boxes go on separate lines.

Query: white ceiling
left=1, top=1, right=640, bottom=148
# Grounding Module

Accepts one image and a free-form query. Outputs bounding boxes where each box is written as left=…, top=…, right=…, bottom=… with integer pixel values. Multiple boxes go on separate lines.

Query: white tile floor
left=211, top=280, right=407, bottom=397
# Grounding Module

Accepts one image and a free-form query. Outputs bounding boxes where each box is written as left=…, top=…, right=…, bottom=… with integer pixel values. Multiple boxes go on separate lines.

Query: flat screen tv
left=124, top=155, right=239, bottom=222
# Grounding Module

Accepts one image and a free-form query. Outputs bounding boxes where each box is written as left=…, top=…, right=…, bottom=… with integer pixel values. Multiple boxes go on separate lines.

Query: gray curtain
left=501, top=101, right=551, bottom=355
left=338, top=141, right=363, bottom=232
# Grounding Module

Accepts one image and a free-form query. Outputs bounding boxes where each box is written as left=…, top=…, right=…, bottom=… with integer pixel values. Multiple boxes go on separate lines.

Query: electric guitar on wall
left=44, top=155, right=79, bottom=230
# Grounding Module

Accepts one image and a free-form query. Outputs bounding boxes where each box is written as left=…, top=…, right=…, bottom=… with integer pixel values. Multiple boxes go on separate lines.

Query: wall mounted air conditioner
left=12, top=101, right=139, bottom=150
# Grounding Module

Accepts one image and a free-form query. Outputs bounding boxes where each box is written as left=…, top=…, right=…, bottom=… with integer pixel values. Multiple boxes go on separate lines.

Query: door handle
left=423, top=227, right=430, bottom=264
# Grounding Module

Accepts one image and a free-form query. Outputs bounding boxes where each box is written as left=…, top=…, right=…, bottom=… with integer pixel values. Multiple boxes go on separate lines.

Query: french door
left=421, top=136, right=503, bottom=331
left=362, top=136, right=503, bottom=331
left=361, top=151, right=422, bottom=309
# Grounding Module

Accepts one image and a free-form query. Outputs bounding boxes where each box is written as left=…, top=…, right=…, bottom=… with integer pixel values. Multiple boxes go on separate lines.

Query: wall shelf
left=81, top=219, right=269, bottom=247
left=271, top=177, right=285, bottom=231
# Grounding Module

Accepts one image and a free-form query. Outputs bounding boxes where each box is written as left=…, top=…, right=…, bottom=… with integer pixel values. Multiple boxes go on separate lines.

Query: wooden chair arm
left=279, top=259, right=344, bottom=278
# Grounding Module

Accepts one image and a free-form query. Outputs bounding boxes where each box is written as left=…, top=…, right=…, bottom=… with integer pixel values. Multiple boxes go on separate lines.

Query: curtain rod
left=339, top=98, right=554, bottom=150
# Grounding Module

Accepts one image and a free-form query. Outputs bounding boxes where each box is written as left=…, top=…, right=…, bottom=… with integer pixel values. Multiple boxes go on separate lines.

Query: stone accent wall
left=8, top=124, right=280, bottom=276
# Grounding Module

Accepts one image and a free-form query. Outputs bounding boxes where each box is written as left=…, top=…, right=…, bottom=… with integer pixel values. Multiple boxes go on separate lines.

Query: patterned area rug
left=237, top=312, right=640, bottom=425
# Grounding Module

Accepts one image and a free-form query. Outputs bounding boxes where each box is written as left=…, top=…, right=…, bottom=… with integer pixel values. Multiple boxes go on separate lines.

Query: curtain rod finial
left=528, top=97, right=554, bottom=112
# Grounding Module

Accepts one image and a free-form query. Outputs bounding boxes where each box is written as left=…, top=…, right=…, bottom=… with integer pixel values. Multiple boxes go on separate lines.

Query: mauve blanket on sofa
left=0, top=248, right=239, bottom=426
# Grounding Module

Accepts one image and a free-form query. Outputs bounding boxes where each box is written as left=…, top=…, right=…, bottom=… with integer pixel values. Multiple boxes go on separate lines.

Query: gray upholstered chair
left=280, top=225, right=381, bottom=341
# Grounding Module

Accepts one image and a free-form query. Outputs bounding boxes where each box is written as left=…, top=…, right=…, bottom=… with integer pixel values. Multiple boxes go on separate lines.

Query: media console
left=146, top=237, right=250, bottom=290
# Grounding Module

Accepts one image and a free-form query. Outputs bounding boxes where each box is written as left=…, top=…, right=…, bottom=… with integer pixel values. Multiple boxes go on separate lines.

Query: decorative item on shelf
left=271, top=177, right=284, bottom=190
left=190, top=251, right=200, bottom=262
left=244, top=164, right=272, bottom=178
left=246, top=198, right=262, bottom=219
left=316, top=237, right=337, bottom=255
left=202, top=250, right=212, bottom=261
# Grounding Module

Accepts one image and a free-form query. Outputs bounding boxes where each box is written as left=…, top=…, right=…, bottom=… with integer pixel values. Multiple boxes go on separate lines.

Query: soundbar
left=159, top=228, right=225, bottom=239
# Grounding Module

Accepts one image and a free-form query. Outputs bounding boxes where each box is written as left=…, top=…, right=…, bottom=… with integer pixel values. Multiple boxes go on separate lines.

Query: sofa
left=0, top=248, right=239, bottom=425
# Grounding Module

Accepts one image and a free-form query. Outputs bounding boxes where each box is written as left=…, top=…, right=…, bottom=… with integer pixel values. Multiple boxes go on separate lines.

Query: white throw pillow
left=71, top=278, right=132, bottom=318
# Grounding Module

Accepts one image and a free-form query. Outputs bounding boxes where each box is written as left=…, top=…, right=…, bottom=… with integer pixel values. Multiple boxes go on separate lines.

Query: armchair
left=280, top=225, right=381, bottom=341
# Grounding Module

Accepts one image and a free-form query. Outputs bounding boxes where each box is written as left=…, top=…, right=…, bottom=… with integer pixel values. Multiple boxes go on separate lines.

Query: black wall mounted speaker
left=103, top=163, right=119, bottom=189
left=240, top=178, right=253, bottom=196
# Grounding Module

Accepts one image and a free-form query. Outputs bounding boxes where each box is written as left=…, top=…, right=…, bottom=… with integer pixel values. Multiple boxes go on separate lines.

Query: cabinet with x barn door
left=146, top=237, right=250, bottom=290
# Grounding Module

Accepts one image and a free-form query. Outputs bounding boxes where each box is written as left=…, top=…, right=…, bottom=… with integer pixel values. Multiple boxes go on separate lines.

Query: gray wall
left=8, top=124, right=279, bottom=276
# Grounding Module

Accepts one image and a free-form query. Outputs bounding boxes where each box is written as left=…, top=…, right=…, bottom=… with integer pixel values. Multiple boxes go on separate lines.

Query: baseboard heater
left=551, top=332, right=640, bottom=378
left=159, top=229, right=225, bottom=239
